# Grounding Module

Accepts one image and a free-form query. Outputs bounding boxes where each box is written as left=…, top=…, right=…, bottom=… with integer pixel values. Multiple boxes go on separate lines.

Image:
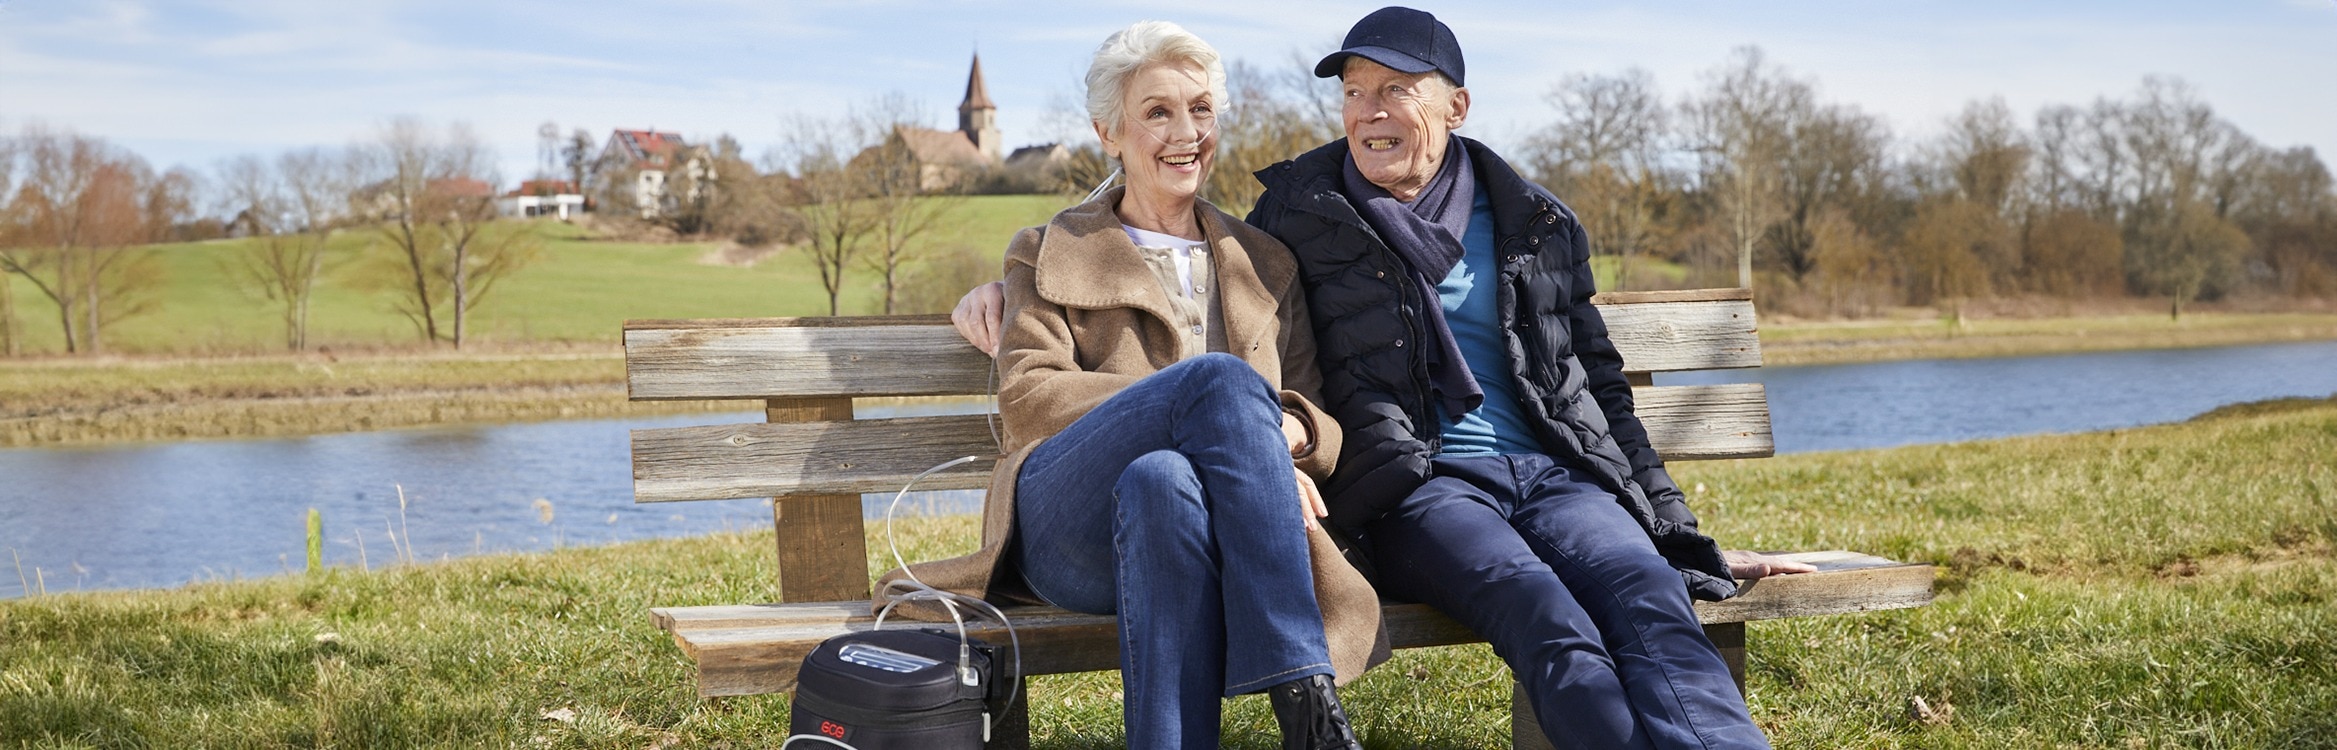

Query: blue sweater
left=1435, top=188, right=1541, bottom=456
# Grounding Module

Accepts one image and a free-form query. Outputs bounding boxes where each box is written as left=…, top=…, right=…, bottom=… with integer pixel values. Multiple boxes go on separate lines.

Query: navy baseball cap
left=1312, top=6, right=1465, bottom=86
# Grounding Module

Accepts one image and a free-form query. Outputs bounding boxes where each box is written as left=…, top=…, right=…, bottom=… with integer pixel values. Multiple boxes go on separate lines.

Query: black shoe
left=1269, top=674, right=1363, bottom=750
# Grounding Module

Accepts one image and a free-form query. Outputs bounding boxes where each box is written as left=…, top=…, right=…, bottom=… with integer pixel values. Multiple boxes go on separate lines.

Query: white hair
left=1084, top=21, right=1229, bottom=138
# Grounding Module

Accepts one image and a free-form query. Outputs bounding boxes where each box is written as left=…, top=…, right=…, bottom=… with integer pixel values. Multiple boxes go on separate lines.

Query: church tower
left=958, top=53, right=1002, bottom=162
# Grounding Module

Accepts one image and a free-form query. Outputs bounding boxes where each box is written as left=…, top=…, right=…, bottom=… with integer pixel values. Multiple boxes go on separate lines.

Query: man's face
left=1341, top=57, right=1470, bottom=202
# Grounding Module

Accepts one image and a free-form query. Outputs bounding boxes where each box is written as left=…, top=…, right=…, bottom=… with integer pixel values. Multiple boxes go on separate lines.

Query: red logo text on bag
left=819, top=720, right=848, bottom=740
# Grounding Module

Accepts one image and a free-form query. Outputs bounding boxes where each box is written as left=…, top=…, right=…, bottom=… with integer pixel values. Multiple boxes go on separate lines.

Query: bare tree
left=358, top=118, right=538, bottom=347
left=852, top=97, right=966, bottom=315
left=2135, top=201, right=2248, bottom=319
left=2022, top=209, right=2125, bottom=297
left=1936, top=98, right=2031, bottom=214
left=2229, top=146, right=2337, bottom=294
left=778, top=114, right=875, bottom=316
left=1922, top=99, right=2029, bottom=291
left=0, top=127, right=167, bottom=354
left=562, top=128, right=596, bottom=200
left=220, top=147, right=356, bottom=350
left=1683, top=47, right=1810, bottom=289
left=1770, top=104, right=1892, bottom=292
left=362, top=117, right=453, bottom=342
left=1898, top=198, right=1995, bottom=318
left=1529, top=68, right=1673, bottom=290
left=2109, top=78, right=2258, bottom=311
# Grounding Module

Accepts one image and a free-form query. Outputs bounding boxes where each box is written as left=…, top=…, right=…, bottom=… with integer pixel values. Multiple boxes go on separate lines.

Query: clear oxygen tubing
left=782, top=182, right=1042, bottom=749
left=786, top=109, right=1229, bottom=745
left=779, top=454, right=1023, bottom=750
left=1079, top=105, right=1219, bottom=206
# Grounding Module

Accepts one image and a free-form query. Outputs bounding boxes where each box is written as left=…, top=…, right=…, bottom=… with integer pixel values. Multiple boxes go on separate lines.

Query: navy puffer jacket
left=1246, top=137, right=1737, bottom=601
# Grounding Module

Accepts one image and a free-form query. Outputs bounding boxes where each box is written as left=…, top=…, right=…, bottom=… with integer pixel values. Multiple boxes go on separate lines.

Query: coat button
left=1375, top=270, right=1386, bottom=278
left=1393, top=339, right=1404, bottom=347
left=1192, top=325, right=1204, bottom=335
left=1528, top=236, right=1542, bottom=246
left=1542, top=214, right=1556, bottom=224
left=1194, top=285, right=1205, bottom=294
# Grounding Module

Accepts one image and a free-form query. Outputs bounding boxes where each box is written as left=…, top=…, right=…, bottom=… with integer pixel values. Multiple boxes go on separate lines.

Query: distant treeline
left=1188, top=47, right=2337, bottom=319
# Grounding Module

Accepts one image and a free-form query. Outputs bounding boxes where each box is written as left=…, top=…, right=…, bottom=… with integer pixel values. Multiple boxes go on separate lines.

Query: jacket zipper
left=1385, top=246, right=1439, bottom=451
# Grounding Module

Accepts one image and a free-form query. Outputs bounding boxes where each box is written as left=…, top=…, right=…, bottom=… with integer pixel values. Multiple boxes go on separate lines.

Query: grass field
left=0, top=195, right=1074, bottom=355
left=5, top=397, right=2332, bottom=748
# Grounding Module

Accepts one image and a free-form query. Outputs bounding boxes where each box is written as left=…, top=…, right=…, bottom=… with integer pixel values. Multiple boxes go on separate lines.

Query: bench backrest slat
left=631, top=383, right=1769, bottom=503
left=623, top=292, right=1759, bottom=402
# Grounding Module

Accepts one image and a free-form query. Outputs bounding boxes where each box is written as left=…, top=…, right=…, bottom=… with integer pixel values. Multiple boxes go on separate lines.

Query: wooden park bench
left=623, top=288, right=1935, bottom=748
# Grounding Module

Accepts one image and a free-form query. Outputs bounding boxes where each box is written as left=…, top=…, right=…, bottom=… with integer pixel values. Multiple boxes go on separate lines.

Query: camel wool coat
left=878, top=188, right=1389, bottom=685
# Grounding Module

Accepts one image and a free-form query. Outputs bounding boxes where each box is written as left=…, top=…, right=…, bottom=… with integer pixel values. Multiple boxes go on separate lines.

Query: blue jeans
left=1008, top=354, right=1333, bottom=750
left=1361, top=453, right=1768, bottom=750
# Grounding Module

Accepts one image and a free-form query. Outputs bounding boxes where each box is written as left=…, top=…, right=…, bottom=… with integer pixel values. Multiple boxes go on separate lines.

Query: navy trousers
left=1361, top=453, right=1768, bottom=750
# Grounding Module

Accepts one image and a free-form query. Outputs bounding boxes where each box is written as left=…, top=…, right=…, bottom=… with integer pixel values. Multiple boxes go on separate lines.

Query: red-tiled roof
left=610, top=129, right=690, bottom=169
left=512, top=179, right=578, bottom=197
left=430, top=178, right=492, bottom=198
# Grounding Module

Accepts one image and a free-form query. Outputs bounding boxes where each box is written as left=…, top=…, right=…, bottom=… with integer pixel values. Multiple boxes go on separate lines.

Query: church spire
left=958, top=52, right=1001, bottom=161
left=960, top=53, right=996, bottom=111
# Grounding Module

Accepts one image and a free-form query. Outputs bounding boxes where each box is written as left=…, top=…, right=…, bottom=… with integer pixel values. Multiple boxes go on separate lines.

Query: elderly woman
left=889, top=21, right=1377, bottom=750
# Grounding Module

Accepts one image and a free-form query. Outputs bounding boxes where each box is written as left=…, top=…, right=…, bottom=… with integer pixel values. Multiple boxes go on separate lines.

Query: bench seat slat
left=624, top=296, right=1760, bottom=402
left=630, top=385, right=1771, bottom=503
left=651, top=551, right=1932, bottom=697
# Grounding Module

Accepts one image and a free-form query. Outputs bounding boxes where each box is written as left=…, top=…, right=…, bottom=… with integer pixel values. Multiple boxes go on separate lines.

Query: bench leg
left=1706, top=622, right=1747, bottom=698
left=1510, top=624, right=1747, bottom=748
left=985, top=676, right=1031, bottom=750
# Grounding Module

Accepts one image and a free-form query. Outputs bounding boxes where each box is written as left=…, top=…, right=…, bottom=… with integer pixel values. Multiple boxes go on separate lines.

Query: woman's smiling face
left=1097, top=62, right=1218, bottom=209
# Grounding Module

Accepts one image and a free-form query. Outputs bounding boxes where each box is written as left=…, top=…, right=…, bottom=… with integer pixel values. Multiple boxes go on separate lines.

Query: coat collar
left=1030, top=186, right=1283, bottom=349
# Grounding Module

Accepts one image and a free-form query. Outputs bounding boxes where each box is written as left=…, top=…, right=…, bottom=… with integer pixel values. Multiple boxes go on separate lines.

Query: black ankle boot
left=1268, top=674, right=1363, bottom=750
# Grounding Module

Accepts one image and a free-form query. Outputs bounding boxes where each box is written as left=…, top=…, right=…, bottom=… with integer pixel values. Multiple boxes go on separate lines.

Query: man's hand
left=1723, top=550, right=1817, bottom=579
left=1295, top=467, right=1329, bottom=532
left=951, top=281, right=1007, bottom=356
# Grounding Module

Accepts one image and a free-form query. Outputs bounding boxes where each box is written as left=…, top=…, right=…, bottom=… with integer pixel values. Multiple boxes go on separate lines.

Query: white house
left=497, top=180, right=587, bottom=220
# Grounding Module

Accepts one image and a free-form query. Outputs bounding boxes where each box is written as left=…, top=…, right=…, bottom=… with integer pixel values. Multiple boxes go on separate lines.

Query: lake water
left=3, top=340, right=2331, bottom=598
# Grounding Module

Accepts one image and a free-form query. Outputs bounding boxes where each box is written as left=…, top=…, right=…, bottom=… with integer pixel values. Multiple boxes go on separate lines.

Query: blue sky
left=3, top=0, right=2332, bottom=186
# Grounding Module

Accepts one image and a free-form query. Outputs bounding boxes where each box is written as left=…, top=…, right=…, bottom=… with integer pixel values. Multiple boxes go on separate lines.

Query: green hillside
left=0, top=195, right=1071, bottom=355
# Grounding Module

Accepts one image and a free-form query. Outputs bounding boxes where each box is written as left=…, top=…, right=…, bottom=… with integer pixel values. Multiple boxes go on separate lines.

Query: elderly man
left=957, top=8, right=1809, bottom=747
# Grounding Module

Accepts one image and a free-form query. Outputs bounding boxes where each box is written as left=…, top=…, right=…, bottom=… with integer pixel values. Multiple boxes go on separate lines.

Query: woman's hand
left=1294, top=467, right=1329, bottom=532
left=1281, top=410, right=1312, bottom=457
left=951, top=281, right=1008, bottom=356
left=1724, top=550, right=1818, bottom=579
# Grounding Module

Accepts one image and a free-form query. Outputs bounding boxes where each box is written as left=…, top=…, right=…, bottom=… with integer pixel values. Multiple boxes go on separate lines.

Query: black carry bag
left=785, top=627, right=1006, bottom=749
